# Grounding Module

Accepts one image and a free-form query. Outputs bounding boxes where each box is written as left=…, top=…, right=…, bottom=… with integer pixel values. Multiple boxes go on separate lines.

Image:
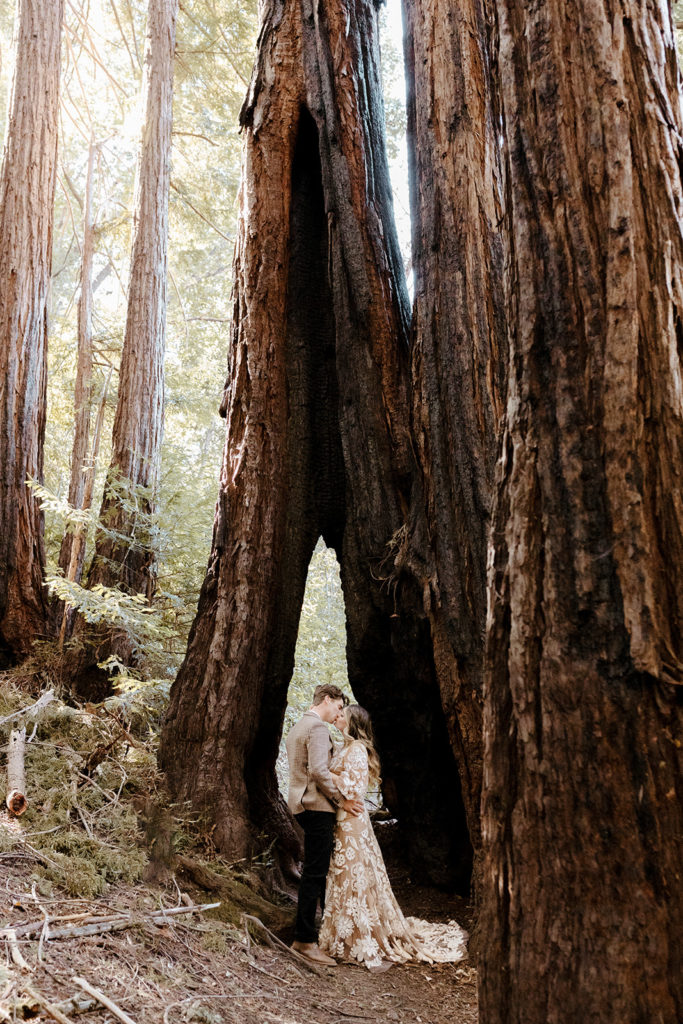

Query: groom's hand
left=342, top=798, right=364, bottom=816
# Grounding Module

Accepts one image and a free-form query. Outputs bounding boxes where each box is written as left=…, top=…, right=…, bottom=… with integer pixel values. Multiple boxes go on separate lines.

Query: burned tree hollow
left=251, top=109, right=472, bottom=889
left=161, top=0, right=471, bottom=892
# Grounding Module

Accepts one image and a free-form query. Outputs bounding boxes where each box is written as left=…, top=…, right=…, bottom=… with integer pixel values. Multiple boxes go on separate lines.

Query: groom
left=286, top=684, right=363, bottom=965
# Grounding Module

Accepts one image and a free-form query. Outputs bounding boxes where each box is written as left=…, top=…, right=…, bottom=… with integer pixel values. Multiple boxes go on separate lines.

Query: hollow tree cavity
left=160, top=0, right=471, bottom=888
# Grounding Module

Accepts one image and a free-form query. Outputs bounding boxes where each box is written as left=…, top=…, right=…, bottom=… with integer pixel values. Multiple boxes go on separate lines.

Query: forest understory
left=0, top=855, right=477, bottom=1024
left=0, top=678, right=476, bottom=1024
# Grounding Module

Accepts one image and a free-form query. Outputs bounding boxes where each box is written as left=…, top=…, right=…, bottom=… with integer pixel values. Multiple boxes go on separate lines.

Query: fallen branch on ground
left=1, top=901, right=220, bottom=941
left=4, top=928, right=31, bottom=971
left=0, top=689, right=55, bottom=728
left=54, top=994, right=98, bottom=1016
left=23, top=982, right=75, bottom=1024
left=241, top=914, right=325, bottom=976
left=72, top=976, right=137, bottom=1024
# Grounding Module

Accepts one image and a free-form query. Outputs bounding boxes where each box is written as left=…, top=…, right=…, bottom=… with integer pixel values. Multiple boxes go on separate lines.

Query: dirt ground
left=1, top=827, right=477, bottom=1024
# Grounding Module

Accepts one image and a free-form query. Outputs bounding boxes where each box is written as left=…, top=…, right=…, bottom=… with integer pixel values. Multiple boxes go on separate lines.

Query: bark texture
left=58, top=139, right=96, bottom=587
left=0, top=0, right=63, bottom=664
left=480, top=0, right=683, bottom=1019
left=71, top=0, right=177, bottom=692
left=160, top=0, right=469, bottom=887
left=402, top=0, right=507, bottom=861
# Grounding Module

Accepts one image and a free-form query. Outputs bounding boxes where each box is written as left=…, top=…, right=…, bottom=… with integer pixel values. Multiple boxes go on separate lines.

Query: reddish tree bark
left=160, top=0, right=469, bottom=887
left=480, top=0, right=683, bottom=1019
left=402, top=0, right=507, bottom=867
left=0, top=0, right=64, bottom=665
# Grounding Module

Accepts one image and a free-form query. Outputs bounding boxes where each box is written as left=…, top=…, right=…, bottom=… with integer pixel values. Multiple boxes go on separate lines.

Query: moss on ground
left=0, top=675, right=292, bottom=931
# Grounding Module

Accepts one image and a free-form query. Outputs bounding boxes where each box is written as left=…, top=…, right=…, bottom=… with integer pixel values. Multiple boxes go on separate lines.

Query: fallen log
left=6, top=727, right=27, bottom=815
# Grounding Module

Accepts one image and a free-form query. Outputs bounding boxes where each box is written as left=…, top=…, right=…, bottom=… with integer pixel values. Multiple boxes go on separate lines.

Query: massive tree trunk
left=0, top=0, right=63, bottom=666
left=480, top=0, right=683, bottom=1019
left=160, top=0, right=469, bottom=888
left=402, top=0, right=507, bottom=866
left=71, top=0, right=177, bottom=692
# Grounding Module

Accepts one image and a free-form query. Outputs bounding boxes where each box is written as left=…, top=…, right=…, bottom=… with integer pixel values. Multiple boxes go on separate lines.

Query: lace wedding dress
left=318, top=740, right=469, bottom=969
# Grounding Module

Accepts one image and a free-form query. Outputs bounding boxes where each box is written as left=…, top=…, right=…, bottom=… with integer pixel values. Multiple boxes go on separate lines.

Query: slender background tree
left=57, top=137, right=97, bottom=596
left=68, top=0, right=178, bottom=692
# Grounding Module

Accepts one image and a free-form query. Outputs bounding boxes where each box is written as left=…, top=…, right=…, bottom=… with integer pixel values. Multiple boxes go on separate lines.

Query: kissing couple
left=285, top=684, right=468, bottom=970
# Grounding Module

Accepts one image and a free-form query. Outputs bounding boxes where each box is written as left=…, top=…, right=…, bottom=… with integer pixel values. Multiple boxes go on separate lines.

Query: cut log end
left=6, top=789, right=27, bottom=816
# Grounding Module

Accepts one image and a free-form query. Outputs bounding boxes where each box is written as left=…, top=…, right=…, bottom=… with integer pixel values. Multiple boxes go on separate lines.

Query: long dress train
left=318, top=740, right=468, bottom=969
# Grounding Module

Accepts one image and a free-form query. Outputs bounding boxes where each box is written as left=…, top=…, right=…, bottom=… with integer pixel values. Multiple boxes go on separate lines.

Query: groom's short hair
left=312, top=684, right=348, bottom=706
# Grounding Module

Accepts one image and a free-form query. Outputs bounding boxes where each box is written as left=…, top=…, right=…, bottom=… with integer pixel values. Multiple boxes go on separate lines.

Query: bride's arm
left=335, top=743, right=369, bottom=802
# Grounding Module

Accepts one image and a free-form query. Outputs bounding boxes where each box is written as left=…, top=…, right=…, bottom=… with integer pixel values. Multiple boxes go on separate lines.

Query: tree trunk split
left=402, top=0, right=507, bottom=870
left=6, top=727, right=27, bottom=816
left=160, top=0, right=472, bottom=888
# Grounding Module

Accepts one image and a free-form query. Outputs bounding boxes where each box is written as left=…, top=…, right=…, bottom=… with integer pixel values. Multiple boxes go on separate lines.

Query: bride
left=318, top=704, right=468, bottom=970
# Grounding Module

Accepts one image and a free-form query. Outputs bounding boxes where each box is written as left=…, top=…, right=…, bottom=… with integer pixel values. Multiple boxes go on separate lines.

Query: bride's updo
left=343, top=704, right=382, bottom=789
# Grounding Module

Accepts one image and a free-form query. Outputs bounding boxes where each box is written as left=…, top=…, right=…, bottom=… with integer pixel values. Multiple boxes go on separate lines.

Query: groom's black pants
left=294, top=809, right=336, bottom=943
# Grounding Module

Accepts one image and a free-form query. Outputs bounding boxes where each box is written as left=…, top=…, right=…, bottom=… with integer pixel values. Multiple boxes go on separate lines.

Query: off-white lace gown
left=318, top=740, right=468, bottom=969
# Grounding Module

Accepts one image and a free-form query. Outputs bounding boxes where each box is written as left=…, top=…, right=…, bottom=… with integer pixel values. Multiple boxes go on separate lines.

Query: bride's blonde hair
left=343, top=704, right=381, bottom=789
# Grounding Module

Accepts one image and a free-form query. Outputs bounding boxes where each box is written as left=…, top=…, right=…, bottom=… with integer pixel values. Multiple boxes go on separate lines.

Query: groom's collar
left=306, top=708, right=323, bottom=720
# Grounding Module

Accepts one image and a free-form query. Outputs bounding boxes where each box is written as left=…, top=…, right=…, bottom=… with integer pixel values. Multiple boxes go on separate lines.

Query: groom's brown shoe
left=291, top=941, right=336, bottom=966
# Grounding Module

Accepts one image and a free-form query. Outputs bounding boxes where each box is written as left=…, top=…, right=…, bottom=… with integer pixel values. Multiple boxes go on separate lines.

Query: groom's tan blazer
left=286, top=710, right=342, bottom=815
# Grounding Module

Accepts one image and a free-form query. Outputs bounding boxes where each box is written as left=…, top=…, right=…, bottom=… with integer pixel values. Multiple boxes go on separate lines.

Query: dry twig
left=23, top=982, right=75, bottom=1024
left=241, top=914, right=325, bottom=976
left=54, top=992, right=98, bottom=1015
left=73, top=976, right=137, bottom=1023
left=5, top=928, right=31, bottom=971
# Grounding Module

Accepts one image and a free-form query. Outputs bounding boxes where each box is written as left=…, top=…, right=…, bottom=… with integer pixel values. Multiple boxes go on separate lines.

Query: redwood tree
left=402, top=0, right=507, bottom=861
left=0, top=0, right=64, bottom=665
left=160, top=0, right=469, bottom=886
left=58, top=138, right=96, bottom=589
left=71, top=0, right=177, bottom=690
left=480, top=0, right=683, bottom=1019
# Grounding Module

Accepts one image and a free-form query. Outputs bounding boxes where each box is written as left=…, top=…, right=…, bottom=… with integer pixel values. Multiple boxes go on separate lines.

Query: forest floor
left=0, top=677, right=477, bottom=1024
left=0, top=846, right=477, bottom=1024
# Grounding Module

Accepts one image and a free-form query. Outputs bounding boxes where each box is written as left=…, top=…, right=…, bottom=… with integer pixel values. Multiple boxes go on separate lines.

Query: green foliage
left=287, top=539, right=351, bottom=727
left=676, top=4, right=683, bottom=65
left=27, top=480, right=95, bottom=532
left=47, top=575, right=170, bottom=648
left=0, top=680, right=154, bottom=897
left=276, top=540, right=351, bottom=788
